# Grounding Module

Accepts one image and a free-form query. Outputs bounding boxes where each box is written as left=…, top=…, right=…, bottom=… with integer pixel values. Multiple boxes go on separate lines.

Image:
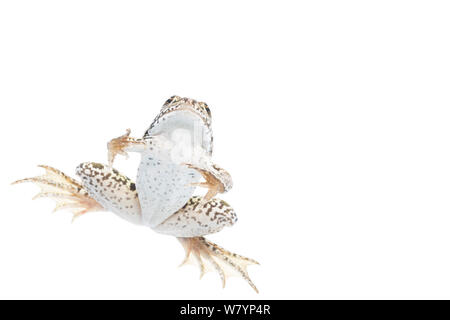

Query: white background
left=1, top=1, right=450, bottom=299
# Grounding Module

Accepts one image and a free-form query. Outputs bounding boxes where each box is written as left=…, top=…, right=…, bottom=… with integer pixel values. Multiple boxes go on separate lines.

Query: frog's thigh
left=154, top=196, right=237, bottom=237
left=76, top=162, right=142, bottom=225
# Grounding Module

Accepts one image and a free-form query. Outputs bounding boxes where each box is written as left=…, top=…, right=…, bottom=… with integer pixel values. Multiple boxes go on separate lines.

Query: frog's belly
left=136, top=151, right=201, bottom=228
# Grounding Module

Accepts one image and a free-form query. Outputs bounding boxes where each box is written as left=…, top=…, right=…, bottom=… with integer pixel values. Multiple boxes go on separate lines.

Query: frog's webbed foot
left=184, top=164, right=233, bottom=202
left=107, top=128, right=146, bottom=166
left=178, top=237, right=259, bottom=293
left=12, top=165, right=103, bottom=221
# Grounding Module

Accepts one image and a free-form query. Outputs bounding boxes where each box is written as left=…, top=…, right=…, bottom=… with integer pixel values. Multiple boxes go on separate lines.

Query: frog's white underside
left=134, top=111, right=214, bottom=228
left=137, top=149, right=201, bottom=227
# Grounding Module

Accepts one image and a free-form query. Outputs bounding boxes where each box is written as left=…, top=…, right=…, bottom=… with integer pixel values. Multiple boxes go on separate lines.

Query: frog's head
left=161, top=95, right=211, bottom=126
left=144, top=96, right=214, bottom=155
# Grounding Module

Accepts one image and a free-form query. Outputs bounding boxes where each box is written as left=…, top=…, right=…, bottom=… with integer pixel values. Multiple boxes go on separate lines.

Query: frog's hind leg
left=75, top=162, right=142, bottom=225
left=178, top=237, right=260, bottom=293
left=12, top=165, right=103, bottom=221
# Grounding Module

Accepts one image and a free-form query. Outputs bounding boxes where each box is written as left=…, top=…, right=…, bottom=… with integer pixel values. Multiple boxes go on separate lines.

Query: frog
left=106, top=96, right=233, bottom=228
left=12, top=96, right=259, bottom=292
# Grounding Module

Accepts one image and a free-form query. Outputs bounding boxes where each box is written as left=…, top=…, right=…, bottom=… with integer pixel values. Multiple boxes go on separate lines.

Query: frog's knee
left=76, top=162, right=136, bottom=195
left=154, top=196, right=238, bottom=237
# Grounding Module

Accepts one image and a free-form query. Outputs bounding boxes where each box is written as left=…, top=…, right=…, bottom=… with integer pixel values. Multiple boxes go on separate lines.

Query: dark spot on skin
left=92, top=163, right=104, bottom=169
left=129, top=183, right=136, bottom=191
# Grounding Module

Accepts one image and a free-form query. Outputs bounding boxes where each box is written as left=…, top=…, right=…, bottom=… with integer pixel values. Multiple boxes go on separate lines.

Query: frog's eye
left=199, top=102, right=211, bottom=118
left=165, top=96, right=174, bottom=105
left=205, top=105, right=211, bottom=118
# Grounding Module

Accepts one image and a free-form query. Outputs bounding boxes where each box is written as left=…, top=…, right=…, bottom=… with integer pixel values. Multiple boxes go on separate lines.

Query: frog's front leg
left=107, top=129, right=147, bottom=166
left=185, top=163, right=233, bottom=201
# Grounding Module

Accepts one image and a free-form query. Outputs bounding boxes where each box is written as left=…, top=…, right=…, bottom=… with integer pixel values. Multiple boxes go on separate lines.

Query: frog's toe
left=12, top=165, right=103, bottom=220
left=189, top=181, right=221, bottom=202
left=107, top=129, right=146, bottom=166
left=183, top=164, right=232, bottom=201
left=107, top=128, right=131, bottom=166
left=177, top=237, right=259, bottom=293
